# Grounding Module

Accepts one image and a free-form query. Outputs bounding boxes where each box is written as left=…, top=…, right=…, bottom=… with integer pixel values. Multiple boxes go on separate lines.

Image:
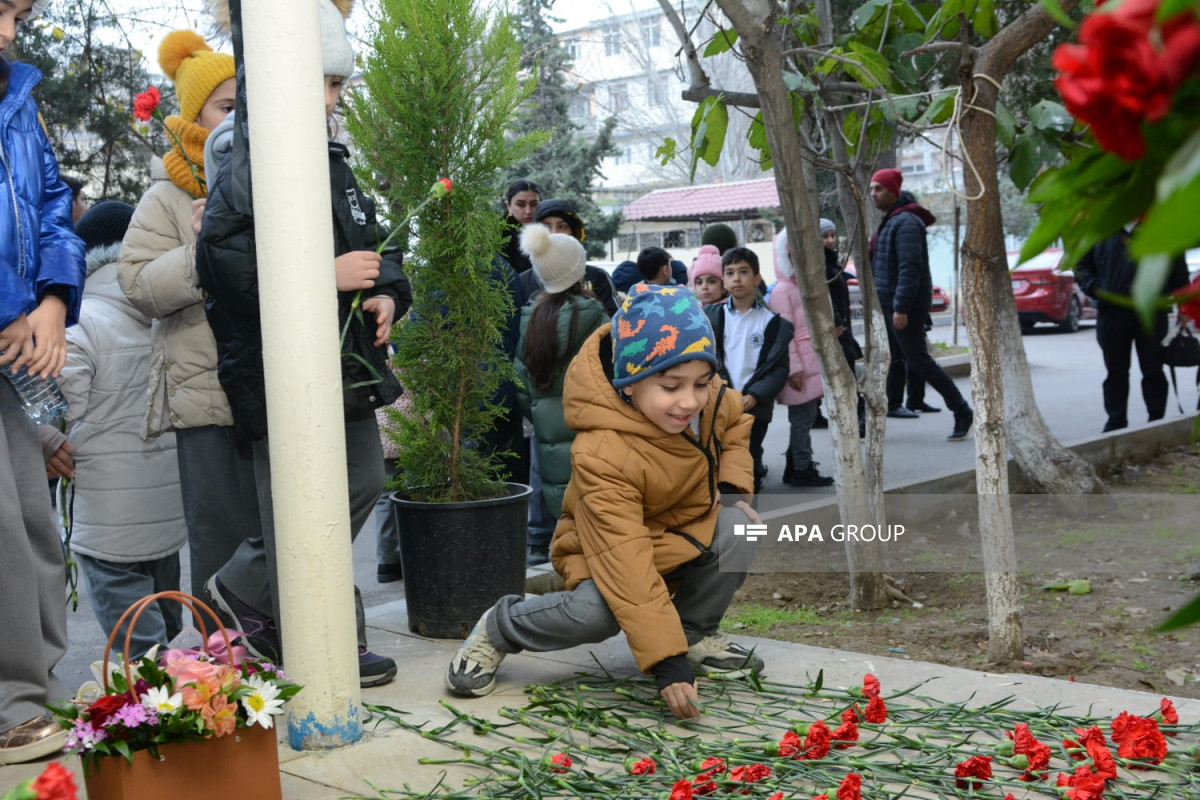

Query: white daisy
left=241, top=675, right=284, bottom=729
left=141, top=685, right=183, bottom=714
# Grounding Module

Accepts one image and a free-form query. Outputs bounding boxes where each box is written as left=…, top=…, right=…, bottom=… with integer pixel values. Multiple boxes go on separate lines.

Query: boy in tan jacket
left=446, top=284, right=764, bottom=719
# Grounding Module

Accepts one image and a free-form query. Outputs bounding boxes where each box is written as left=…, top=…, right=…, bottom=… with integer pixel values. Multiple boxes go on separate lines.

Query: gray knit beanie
left=320, top=0, right=356, bottom=78
left=819, top=218, right=836, bottom=235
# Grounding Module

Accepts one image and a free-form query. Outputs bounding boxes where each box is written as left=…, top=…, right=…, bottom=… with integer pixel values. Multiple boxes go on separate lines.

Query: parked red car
left=843, top=263, right=950, bottom=317
left=1007, top=249, right=1096, bottom=333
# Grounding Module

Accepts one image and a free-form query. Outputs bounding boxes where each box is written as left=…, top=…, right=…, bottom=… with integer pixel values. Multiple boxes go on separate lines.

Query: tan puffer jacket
left=551, top=324, right=754, bottom=673
left=118, top=158, right=232, bottom=437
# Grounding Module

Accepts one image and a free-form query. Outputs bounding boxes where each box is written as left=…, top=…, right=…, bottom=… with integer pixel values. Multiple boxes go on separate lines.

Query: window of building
left=565, top=37, right=581, bottom=61
left=663, top=230, right=686, bottom=248
left=603, top=26, right=622, bottom=56
left=618, top=233, right=638, bottom=252
left=647, top=76, right=666, bottom=107
left=608, top=83, right=629, bottom=114
left=640, top=16, right=661, bottom=47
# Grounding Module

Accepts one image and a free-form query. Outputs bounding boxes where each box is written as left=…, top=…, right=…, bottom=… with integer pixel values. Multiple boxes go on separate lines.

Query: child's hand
left=335, top=250, right=382, bottom=292
left=45, top=441, right=74, bottom=479
left=362, top=295, right=396, bottom=346
left=734, top=500, right=761, bottom=525
left=741, top=394, right=757, bottom=412
left=0, top=313, right=35, bottom=371
left=787, top=373, right=805, bottom=390
left=660, top=681, right=700, bottom=720
left=26, top=296, right=68, bottom=378
left=190, top=197, right=207, bottom=237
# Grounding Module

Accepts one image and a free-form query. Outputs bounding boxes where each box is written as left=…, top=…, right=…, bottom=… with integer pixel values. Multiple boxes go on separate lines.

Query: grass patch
left=722, top=603, right=826, bottom=635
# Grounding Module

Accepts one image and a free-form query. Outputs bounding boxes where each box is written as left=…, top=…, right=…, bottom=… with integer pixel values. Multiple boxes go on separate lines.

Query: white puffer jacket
left=60, top=243, right=186, bottom=562
left=118, top=157, right=233, bottom=437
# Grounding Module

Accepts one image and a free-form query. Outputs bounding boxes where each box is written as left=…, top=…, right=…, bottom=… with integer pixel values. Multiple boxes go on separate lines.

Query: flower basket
left=53, top=591, right=293, bottom=800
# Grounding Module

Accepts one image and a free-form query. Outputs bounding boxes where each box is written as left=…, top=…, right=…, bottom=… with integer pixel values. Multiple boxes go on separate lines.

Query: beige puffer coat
left=118, top=158, right=232, bottom=437
left=551, top=324, right=754, bottom=673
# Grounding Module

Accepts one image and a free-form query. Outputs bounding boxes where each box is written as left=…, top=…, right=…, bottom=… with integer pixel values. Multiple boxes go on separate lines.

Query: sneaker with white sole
left=206, top=575, right=282, bottom=663
left=687, top=634, right=765, bottom=679
left=0, top=716, right=68, bottom=765
left=445, top=609, right=506, bottom=697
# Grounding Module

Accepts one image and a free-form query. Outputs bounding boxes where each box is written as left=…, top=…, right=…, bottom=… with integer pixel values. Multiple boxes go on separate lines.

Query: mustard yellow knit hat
left=157, top=31, right=235, bottom=124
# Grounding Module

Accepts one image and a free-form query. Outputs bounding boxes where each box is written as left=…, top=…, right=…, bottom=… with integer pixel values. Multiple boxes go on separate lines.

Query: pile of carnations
left=48, top=635, right=300, bottom=772
left=360, top=672, right=1195, bottom=799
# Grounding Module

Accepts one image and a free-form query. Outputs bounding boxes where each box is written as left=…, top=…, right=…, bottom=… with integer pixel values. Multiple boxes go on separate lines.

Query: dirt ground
left=727, top=445, right=1200, bottom=698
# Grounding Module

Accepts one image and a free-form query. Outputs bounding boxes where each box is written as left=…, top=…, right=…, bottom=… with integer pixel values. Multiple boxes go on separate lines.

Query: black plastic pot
left=390, top=483, right=533, bottom=639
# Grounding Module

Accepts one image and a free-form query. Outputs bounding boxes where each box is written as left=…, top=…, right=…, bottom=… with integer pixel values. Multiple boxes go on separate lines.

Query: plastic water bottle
left=0, top=361, right=69, bottom=424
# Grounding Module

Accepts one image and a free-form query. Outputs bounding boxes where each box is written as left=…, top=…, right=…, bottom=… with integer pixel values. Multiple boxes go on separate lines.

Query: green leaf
left=689, top=95, right=729, bottom=180
left=917, top=90, right=957, bottom=126
left=1153, top=125, right=1200, bottom=201
left=783, top=70, right=817, bottom=93
left=1039, top=0, right=1078, bottom=29
left=973, top=0, right=998, bottom=38
left=883, top=94, right=923, bottom=123
left=655, top=137, right=677, bottom=166
left=846, top=40, right=895, bottom=90
left=1158, top=591, right=1200, bottom=631
left=703, top=28, right=738, bottom=57
left=1067, top=579, right=1092, bottom=595
left=113, top=738, right=134, bottom=764
left=1008, top=130, right=1057, bottom=191
left=895, top=1, right=929, bottom=32
left=810, top=668, right=824, bottom=695
left=1131, top=254, right=1173, bottom=330
left=924, top=0, right=964, bottom=40
left=747, top=112, right=773, bottom=171
left=1129, top=176, right=1200, bottom=259
left=1028, top=99, right=1073, bottom=134
left=995, top=101, right=1017, bottom=148
left=851, top=0, right=890, bottom=32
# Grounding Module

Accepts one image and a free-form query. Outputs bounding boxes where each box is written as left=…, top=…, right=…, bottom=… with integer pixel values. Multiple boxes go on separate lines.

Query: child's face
left=324, top=75, right=346, bottom=118
left=0, top=0, right=34, bottom=53
left=723, top=260, right=757, bottom=301
left=542, top=215, right=577, bottom=240
left=196, top=78, right=237, bottom=132
left=692, top=274, right=725, bottom=305
left=621, top=360, right=713, bottom=434
left=822, top=230, right=837, bottom=251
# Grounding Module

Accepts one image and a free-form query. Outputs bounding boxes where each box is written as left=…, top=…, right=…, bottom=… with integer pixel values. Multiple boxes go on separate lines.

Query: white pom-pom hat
left=520, top=223, right=586, bottom=294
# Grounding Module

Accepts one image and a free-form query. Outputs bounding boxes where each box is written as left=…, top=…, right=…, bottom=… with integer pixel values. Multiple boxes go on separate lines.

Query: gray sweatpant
left=77, top=553, right=183, bottom=658
left=217, top=416, right=384, bottom=648
left=0, top=382, right=68, bottom=730
left=487, top=505, right=754, bottom=656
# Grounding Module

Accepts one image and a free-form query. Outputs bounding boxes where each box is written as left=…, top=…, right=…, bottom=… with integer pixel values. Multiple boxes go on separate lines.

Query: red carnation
left=1056, top=763, right=1108, bottom=800
left=837, top=772, right=863, bottom=800
left=133, top=86, right=161, bottom=123
left=1008, top=723, right=1052, bottom=781
left=864, top=695, right=887, bottom=723
left=691, top=777, right=719, bottom=796
left=841, top=706, right=860, bottom=724
left=85, top=693, right=131, bottom=729
left=669, top=779, right=695, bottom=800
left=630, top=756, right=656, bottom=775
left=1159, top=697, right=1179, bottom=731
left=1111, top=711, right=1135, bottom=744
left=549, top=752, right=571, bottom=772
left=1116, top=716, right=1168, bottom=765
left=862, top=674, right=881, bottom=698
left=1087, top=737, right=1118, bottom=781
left=778, top=730, right=802, bottom=758
left=801, top=720, right=832, bottom=760
left=832, top=718, right=859, bottom=749
left=31, top=762, right=78, bottom=800
left=954, top=755, right=993, bottom=790
left=729, top=763, right=771, bottom=784
left=696, top=756, right=726, bottom=778
left=767, top=794, right=784, bottom=800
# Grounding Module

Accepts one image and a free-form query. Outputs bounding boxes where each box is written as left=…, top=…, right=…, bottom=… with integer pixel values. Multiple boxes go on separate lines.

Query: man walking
left=1076, top=228, right=1189, bottom=432
left=869, top=168, right=973, bottom=441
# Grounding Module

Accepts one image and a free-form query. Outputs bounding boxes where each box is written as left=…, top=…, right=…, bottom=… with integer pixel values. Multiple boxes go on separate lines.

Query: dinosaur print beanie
left=611, top=283, right=717, bottom=388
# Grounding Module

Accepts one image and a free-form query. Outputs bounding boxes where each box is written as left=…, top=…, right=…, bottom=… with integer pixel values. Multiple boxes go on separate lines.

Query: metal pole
left=240, top=0, right=362, bottom=749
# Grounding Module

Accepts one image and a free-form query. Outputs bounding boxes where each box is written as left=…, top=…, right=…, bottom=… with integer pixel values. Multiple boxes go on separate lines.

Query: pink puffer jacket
left=767, top=230, right=823, bottom=406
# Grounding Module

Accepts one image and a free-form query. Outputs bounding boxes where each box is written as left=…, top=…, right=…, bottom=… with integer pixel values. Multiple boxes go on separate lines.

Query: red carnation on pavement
left=630, top=756, right=656, bottom=775
left=862, top=674, right=881, bottom=698
left=133, top=85, right=161, bottom=122
left=841, top=706, right=860, bottom=724
left=801, top=720, right=832, bottom=760
left=1008, top=723, right=1052, bottom=780
left=832, top=717, right=859, bottom=749
left=837, top=772, right=863, bottom=800
left=1159, top=697, right=1179, bottom=731
left=696, top=756, right=727, bottom=778
left=1087, top=738, right=1118, bottom=781
left=669, top=778, right=695, bottom=800
left=729, top=763, right=771, bottom=784
left=954, top=754, right=993, bottom=790
left=778, top=729, right=802, bottom=758
left=767, top=794, right=784, bottom=800
left=31, top=762, right=78, bottom=800
left=691, top=777, right=719, bottom=796
left=864, top=695, right=887, bottom=723
left=1115, top=715, right=1168, bottom=765
left=1056, top=763, right=1108, bottom=800
left=549, top=752, right=571, bottom=772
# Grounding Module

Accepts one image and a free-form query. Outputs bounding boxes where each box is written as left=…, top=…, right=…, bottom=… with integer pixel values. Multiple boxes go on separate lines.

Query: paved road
left=52, top=317, right=1200, bottom=691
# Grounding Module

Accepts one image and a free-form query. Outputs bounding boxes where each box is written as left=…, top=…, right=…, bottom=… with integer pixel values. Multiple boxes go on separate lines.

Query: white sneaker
left=687, top=634, right=765, bottom=679
left=445, top=609, right=506, bottom=697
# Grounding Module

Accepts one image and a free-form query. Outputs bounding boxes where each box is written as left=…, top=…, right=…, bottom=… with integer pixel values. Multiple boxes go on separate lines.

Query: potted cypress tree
left=345, top=0, right=543, bottom=638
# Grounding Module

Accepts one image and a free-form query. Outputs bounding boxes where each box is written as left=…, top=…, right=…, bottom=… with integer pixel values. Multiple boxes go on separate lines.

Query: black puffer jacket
left=870, top=191, right=936, bottom=314
left=703, top=301, right=793, bottom=422
left=196, top=140, right=411, bottom=444
left=1076, top=229, right=1189, bottom=312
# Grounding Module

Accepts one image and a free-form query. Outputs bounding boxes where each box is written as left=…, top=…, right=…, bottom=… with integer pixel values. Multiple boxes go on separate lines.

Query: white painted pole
left=240, top=1, right=362, bottom=749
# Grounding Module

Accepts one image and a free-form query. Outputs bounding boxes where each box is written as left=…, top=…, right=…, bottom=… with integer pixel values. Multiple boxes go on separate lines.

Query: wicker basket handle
left=102, top=591, right=235, bottom=702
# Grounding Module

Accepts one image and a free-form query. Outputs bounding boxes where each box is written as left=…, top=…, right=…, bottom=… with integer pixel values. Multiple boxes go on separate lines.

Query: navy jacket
left=0, top=62, right=85, bottom=330
left=870, top=191, right=935, bottom=314
left=610, top=259, right=689, bottom=294
left=1076, top=229, right=1189, bottom=312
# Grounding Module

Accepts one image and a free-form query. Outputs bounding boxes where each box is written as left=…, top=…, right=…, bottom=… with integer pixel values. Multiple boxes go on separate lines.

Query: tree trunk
left=718, top=0, right=887, bottom=609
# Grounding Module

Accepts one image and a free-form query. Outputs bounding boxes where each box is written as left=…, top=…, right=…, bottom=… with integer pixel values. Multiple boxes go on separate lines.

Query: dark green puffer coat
left=515, top=294, right=608, bottom=519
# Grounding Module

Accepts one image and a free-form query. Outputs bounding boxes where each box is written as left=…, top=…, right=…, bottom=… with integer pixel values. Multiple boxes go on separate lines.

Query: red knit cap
left=870, top=168, right=903, bottom=197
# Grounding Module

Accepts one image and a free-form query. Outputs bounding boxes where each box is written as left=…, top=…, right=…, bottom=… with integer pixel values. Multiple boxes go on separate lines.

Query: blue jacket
left=610, top=259, right=689, bottom=294
left=869, top=191, right=935, bottom=315
left=0, top=63, right=85, bottom=330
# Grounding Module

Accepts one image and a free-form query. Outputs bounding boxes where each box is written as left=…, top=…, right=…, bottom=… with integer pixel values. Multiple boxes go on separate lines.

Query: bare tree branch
left=657, top=0, right=711, bottom=97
